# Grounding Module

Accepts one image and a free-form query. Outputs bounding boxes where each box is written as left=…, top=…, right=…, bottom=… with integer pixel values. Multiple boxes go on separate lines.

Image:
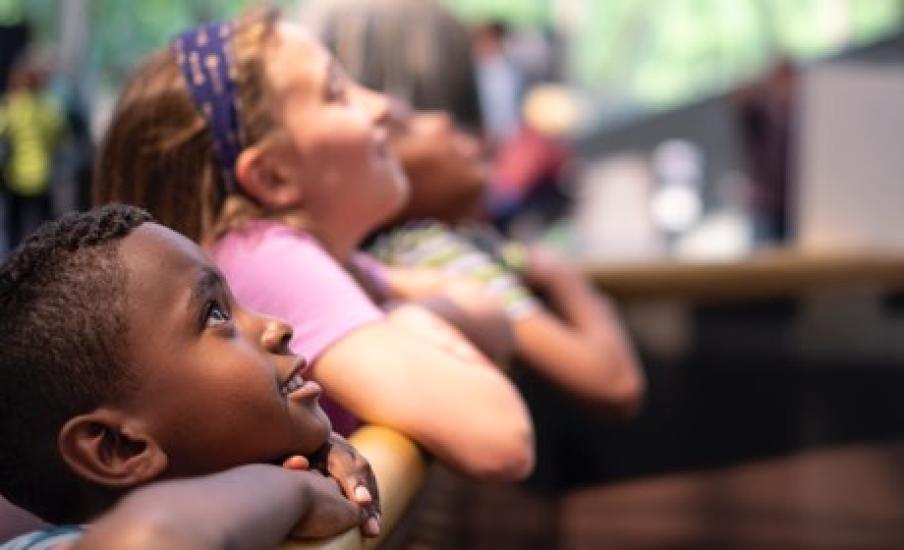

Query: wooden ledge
left=586, top=248, right=904, bottom=302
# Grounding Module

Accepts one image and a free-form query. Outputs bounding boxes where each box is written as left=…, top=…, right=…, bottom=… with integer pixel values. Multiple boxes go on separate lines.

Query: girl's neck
left=310, top=222, right=364, bottom=264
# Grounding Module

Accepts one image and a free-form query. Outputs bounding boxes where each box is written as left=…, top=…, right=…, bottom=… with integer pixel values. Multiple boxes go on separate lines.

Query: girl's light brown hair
left=94, top=8, right=282, bottom=244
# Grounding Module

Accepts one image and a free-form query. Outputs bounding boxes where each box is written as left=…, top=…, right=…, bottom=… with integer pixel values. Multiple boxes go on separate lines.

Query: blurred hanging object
left=573, top=154, right=664, bottom=261
left=649, top=139, right=703, bottom=238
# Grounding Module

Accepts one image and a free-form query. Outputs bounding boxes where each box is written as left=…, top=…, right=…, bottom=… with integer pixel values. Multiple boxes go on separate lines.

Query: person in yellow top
left=0, top=56, right=63, bottom=249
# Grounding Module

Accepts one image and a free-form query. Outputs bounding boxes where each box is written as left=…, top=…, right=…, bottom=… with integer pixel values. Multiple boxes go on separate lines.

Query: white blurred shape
left=574, top=154, right=664, bottom=260
left=652, top=139, right=703, bottom=187
left=675, top=210, right=754, bottom=260
left=796, top=62, right=904, bottom=252
left=650, top=184, right=702, bottom=233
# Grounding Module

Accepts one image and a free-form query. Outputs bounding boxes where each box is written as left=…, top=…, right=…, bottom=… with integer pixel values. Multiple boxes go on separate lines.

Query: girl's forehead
left=266, top=22, right=331, bottom=94
left=276, top=20, right=317, bottom=45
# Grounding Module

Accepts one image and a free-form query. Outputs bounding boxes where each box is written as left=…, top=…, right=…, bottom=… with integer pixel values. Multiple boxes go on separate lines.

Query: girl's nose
left=260, top=316, right=293, bottom=353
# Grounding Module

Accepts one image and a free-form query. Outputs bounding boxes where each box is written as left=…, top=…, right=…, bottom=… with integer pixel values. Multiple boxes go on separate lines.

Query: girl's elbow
left=497, top=424, right=535, bottom=480
left=505, top=441, right=536, bottom=480
left=471, top=418, right=535, bottom=481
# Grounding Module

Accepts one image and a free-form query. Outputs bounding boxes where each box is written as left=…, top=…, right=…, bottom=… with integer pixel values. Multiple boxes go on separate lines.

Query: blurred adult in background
left=490, top=84, right=573, bottom=234
left=0, top=23, right=29, bottom=97
left=732, top=59, right=797, bottom=242
left=0, top=53, right=63, bottom=249
left=304, top=0, right=644, bottom=417
left=473, top=21, right=523, bottom=146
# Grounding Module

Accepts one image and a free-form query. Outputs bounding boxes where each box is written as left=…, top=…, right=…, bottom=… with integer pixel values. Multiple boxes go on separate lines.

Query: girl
left=94, top=9, right=533, bottom=481
left=307, top=0, right=645, bottom=416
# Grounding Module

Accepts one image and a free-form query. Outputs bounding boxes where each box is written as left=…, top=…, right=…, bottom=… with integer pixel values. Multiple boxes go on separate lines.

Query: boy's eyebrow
left=188, top=266, right=228, bottom=315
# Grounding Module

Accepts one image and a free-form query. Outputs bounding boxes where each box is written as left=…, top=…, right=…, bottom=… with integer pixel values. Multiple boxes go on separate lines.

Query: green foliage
left=8, top=0, right=296, bottom=89
left=440, top=0, right=549, bottom=25
left=9, top=0, right=904, bottom=121
left=88, top=0, right=278, bottom=87
left=443, top=0, right=904, bottom=117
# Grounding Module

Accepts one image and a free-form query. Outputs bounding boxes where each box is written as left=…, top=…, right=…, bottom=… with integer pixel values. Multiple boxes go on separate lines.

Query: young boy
left=0, top=205, right=380, bottom=549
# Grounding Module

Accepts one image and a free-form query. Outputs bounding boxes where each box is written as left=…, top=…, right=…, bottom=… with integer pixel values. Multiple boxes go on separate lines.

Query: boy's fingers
left=331, top=494, right=361, bottom=533
left=339, top=474, right=371, bottom=504
left=362, top=516, right=381, bottom=537
left=353, top=483, right=372, bottom=504
left=282, top=455, right=310, bottom=470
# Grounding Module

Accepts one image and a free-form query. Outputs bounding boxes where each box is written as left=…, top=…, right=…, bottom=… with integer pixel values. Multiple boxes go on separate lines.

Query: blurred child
left=0, top=205, right=380, bottom=548
left=310, top=0, right=646, bottom=416
left=94, top=10, right=533, bottom=479
left=0, top=53, right=63, bottom=249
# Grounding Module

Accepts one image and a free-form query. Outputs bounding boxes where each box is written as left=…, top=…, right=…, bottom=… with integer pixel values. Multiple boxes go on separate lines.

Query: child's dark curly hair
left=0, top=204, right=152, bottom=523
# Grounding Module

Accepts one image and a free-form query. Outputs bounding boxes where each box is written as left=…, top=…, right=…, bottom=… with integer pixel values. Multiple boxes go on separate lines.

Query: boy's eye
left=327, top=70, right=347, bottom=103
left=204, top=301, right=232, bottom=328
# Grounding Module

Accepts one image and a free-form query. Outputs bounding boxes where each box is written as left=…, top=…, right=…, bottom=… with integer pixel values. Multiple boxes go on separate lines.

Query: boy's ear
left=235, top=144, right=304, bottom=209
left=58, top=408, right=168, bottom=489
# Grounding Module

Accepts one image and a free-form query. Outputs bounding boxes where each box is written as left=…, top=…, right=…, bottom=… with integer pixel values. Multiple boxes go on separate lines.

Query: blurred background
left=2, top=0, right=904, bottom=253
left=3, top=0, right=904, bottom=547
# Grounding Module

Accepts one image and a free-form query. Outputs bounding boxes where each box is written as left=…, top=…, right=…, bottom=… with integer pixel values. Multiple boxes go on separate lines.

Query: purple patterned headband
left=172, top=22, right=242, bottom=194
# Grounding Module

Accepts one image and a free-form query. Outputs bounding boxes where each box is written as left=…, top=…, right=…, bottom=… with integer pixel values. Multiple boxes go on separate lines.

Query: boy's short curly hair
left=0, top=204, right=152, bottom=523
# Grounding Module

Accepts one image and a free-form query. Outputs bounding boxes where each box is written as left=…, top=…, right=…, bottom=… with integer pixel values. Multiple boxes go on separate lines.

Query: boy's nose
left=416, top=111, right=453, bottom=137
left=386, top=98, right=413, bottom=138
left=261, top=317, right=293, bottom=353
left=358, top=85, right=393, bottom=128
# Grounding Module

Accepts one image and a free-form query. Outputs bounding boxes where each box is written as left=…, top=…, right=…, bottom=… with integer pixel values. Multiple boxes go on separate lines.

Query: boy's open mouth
left=279, top=358, right=308, bottom=397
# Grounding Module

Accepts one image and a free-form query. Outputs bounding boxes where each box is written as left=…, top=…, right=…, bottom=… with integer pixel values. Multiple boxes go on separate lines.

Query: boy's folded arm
left=72, top=464, right=355, bottom=550
left=516, top=308, right=645, bottom=416
left=313, top=318, right=535, bottom=481
left=520, top=254, right=646, bottom=417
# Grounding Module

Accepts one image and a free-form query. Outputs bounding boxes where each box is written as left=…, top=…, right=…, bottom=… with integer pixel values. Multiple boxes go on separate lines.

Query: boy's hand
left=522, top=246, right=579, bottom=290
left=304, top=434, right=382, bottom=537
left=281, top=461, right=363, bottom=540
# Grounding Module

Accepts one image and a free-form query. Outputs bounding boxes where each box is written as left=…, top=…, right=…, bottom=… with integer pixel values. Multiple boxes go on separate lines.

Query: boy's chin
left=301, top=412, right=333, bottom=453
left=271, top=423, right=332, bottom=467
left=314, top=408, right=333, bottom=438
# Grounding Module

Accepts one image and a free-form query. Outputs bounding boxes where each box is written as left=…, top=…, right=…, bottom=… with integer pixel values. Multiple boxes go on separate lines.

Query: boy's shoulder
left=1, top=526, right=82, bottom=550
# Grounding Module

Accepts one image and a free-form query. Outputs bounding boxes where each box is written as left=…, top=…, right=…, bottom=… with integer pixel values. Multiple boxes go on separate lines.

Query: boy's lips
left=279, top=357, right=315, bottom=398
left=287, top=378, right=322, bottom=401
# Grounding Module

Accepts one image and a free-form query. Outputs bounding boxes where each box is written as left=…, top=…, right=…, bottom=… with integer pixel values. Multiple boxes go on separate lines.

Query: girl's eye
left=205, top=301, right=232, bottom=328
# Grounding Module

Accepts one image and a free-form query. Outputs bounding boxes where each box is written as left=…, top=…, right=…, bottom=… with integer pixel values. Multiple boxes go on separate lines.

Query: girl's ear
left=58, top=408, right=168, bottom=489
left=235, top=144, right=304, bottom=209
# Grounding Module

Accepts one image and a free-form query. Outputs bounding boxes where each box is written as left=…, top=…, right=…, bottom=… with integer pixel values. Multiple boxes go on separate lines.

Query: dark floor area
left=392, top=297, right=904, bottom=549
